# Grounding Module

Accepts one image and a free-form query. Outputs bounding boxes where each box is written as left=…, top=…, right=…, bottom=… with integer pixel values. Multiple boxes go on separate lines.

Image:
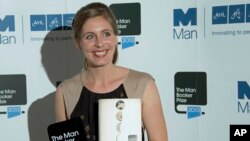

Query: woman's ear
left=74, top=39, right=81, bottom=49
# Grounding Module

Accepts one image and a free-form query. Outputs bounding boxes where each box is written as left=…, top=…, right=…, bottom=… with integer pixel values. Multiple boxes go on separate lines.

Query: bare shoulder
left=142, top=80, right=168, bottom=141
left=54, top=73, right=82, bottom=122
left=55, top=83, right=67, bottom=122
left=142, top=80, right=160, bottom=104
left=126, top=68, right=154, bottom=82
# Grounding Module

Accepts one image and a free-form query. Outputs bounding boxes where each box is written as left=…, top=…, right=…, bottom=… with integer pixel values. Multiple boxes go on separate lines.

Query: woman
left=55, top=2, right=168, bottom=141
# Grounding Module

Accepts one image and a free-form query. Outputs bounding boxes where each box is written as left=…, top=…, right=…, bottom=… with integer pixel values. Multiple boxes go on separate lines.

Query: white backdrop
left=0, top=0, right=250, bottom=141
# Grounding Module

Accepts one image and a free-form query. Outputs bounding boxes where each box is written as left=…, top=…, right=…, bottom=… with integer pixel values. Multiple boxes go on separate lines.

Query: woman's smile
left=93, top=49, right=108, bottom=58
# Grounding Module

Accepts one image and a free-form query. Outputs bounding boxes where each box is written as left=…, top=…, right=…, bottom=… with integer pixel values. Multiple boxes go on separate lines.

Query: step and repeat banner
left=1, top=0, right=250, bottom=141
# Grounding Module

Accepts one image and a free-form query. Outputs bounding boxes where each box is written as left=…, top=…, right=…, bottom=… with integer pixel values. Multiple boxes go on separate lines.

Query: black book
left=47, top=117, right=84, bottom=141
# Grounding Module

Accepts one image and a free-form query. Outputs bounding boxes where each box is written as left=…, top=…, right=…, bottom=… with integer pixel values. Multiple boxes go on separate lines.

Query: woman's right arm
left=55, top=86, right=67, bottom=122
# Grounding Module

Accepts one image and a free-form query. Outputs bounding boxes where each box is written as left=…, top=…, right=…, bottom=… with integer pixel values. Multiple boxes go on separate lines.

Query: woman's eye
left=85, top=34, right=96, bottom=41
left=104, top=32, right=111, bottom=37
left=86, top=34, right=93, bottom=40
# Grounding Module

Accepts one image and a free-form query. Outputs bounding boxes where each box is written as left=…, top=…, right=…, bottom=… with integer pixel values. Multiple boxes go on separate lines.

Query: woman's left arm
left=142, top=80, right=168, bottom=141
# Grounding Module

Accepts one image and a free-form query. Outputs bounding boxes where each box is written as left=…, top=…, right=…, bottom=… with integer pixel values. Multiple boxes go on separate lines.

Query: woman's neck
left=84, top=64, right=117, bottom=85
left=82, top=64, right=129, bottom=93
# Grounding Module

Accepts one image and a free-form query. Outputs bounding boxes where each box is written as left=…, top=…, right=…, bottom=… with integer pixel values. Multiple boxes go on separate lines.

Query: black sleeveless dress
left=70, top=84, right=129, bottom=141
left=59, top=69, right=152, bottom=141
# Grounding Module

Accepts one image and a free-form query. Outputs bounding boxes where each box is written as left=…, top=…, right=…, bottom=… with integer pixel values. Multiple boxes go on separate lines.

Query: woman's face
left=79, top=16, right=117, bottom=68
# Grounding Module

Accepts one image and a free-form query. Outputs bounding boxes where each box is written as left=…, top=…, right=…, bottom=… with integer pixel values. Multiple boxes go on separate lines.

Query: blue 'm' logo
left=7, top=107, right=21, bottom=118
left=173, top=8, right=197, bottom=26
left=0, top=15, right=15, bottom=32
left=238, top=81, right=250, bottom=100
left=121, top=37, right=136, bottom=49
left=187, top=106, right=201, bottom=119
left=229, top=4, right=245, bottom=24
left=30, top=15, right=46, bottom=31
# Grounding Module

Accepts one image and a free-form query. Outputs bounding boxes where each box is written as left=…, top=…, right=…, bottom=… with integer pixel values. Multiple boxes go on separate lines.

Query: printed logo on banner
left=212, top=4, right=246, bottom=24
left=47, top=14, right=63, bottom=31
left=211, top=3, right=250, bottom=37
left=7, top=106, right=24, bottom=118
left=0, top=74, right=27, bottom=118
left=230, top=125, right=250, bottom=141
left=173, top=8, right=198, bottom=40
left=0, top=15, right=15, bottom=32
left=0, top=15, right=17, bottom=44
left=212, top=6, right=228, bottom=24
left=229, top=5, right=245, bottom=24
left=120, top=37, right=139, bottom=49
left=174, top=8, right=197, bottom=26
left=247, top=4, right=250, bottom=23
left=110, top=3, right=141, bottom=35
left=110, top=3, right=140, bottom=49
left=30, top=14, right=74, bottom=31
left=174, top=72, right=207, bottom=119
left=237, top=81, right=250, bottom=114
left=63, top=14, right=75, bottom=30
left=30, top=15, right=46, bottom=31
